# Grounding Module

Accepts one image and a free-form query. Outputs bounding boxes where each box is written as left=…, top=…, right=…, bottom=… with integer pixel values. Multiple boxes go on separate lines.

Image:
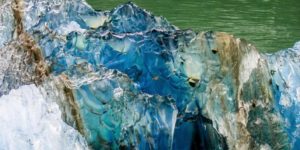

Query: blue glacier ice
left=0, top=0, right=300, bottom=149
left=266, top=42, right=300, bottom=148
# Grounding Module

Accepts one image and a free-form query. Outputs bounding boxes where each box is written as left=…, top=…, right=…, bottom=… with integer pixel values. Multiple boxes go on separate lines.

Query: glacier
left=0, top=0, right=300, bottom=149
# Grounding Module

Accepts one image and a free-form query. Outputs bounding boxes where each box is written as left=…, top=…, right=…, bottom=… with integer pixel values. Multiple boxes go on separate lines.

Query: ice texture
left=72, top=69, right=178, bottom=149
left=265, top=42, right=300, bottom=148
left=0, top=0, right=300, bottom=149
left=0, top=41, right=37, bottom=96
left=0, top=84, right=88, bottom=150
left=0, top=0, right=14, bottom=48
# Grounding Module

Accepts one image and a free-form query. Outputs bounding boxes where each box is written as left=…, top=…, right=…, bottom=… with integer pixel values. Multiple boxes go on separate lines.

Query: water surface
left=87, top=0, right=300, bottom=52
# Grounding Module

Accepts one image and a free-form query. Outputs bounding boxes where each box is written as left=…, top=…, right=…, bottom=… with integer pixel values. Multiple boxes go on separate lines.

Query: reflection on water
left=87, top=0, right=300, bottom=52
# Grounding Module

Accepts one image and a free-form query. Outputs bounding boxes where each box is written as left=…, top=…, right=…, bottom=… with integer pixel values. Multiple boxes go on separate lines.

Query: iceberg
left=0, top=0, right=299, bottom=149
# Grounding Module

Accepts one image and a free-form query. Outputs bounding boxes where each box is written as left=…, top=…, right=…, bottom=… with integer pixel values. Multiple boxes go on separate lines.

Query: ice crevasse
left=0, top=0, right=300, bottom=149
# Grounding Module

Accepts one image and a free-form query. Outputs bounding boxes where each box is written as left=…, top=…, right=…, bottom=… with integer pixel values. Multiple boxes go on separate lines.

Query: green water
left=86, top=0, right=300, bottom=52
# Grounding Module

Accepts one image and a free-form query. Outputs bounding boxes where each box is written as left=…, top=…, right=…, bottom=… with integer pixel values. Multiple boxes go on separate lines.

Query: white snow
left=0, top=85, right=88, bottom=150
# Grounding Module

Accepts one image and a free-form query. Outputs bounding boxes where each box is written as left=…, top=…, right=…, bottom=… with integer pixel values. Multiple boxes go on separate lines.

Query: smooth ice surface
left=0, top=84, right=88, bottom=150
